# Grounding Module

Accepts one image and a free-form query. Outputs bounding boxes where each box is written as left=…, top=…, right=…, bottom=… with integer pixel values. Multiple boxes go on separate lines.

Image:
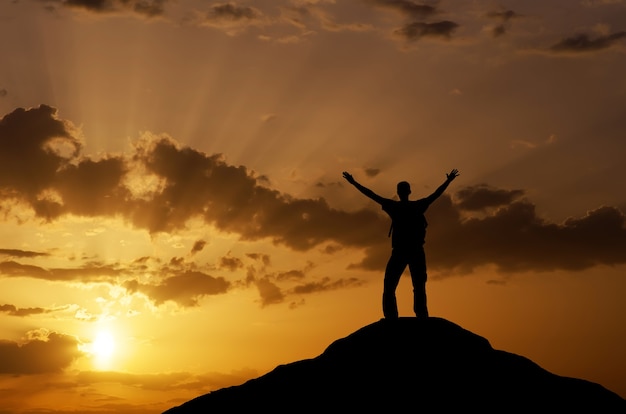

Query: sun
left=93, top=331, right=115, bottom=359
left=89, top=330, right=116, bottom=368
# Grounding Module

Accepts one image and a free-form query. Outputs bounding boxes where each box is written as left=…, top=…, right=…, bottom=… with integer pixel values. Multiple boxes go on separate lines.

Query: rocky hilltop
left=164, top=317, right=626, bottom=413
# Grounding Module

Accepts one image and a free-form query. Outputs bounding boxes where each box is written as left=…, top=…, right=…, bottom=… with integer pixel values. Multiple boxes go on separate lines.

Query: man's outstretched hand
left=446, top=169, right=460, bottom=181
left=342, top=171, right=355, bottom=184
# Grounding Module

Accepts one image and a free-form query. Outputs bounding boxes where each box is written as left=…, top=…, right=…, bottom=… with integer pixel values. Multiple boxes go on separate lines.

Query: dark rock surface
left=164, top=317, right=626, bottom=413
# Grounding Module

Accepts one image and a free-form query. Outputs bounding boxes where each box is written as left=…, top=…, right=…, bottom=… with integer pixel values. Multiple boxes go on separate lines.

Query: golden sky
left=1, top=0, right=626, bottom=412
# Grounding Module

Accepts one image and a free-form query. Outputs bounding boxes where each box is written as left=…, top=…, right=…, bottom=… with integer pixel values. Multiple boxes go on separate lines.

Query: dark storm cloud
left=455, top=185, right=525, bottom=211
left=0, top=331, right=83, bottom=374
left=123, top=271, right=230, bottom=307
left=394, top=20, right=459, bottom=41
left=550, top=31, right=626, bottom=53
left=0, top=304, right=51, bottom=317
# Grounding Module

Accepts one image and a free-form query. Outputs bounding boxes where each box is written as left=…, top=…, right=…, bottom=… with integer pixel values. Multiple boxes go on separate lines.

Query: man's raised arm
left=424, top=169, right=460, bottom=204
left=342, top=171, right=386, bottom=204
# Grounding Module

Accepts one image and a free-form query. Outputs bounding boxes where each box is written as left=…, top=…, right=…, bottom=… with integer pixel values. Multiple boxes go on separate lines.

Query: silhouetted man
left=342, top=169, right=459, bottom=319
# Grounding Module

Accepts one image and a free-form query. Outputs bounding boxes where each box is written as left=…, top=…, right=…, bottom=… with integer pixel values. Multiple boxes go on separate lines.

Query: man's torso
left=381, top=199, right=430, bottom=248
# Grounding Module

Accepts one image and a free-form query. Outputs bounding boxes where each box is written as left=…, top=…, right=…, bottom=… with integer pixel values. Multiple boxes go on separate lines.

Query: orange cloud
left=124, top=271, right=230, bottom=307
left=2, top=105, right=625, bottom=284
left=46, top=0, right=168, bottom=18
left=0, top=304, right=51, bottom=317
left=0, top=331, right=83, bottom=374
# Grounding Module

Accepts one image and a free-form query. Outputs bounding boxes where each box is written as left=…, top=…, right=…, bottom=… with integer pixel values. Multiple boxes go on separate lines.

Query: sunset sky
left=1, top=0, right=626, bottom=412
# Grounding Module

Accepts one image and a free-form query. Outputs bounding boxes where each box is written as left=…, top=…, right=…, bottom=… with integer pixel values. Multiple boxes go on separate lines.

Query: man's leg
left=408, top=247, right=428, bottom=318
left=383, top=250, right=406, bottom=319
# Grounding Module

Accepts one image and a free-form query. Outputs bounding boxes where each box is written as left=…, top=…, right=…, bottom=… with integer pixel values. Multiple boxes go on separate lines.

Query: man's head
left=397, top=181, right=411, bottom=201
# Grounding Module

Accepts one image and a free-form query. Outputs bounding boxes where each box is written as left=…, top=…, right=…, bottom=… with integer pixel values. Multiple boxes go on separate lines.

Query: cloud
left=74, top=368, right=257, bottom=392
left=49, top=157, right=129, bottom=220
left=0, top=261, right=52, bottom=279
left=260, top=113, right=277, bottom=123
left=276, top=269, right=305, bottom=280
left=123, top=271, right=230, bottom=307
left=0, top=330, right=83, bottom=374
left=0, top=249, right=48, bottom=258
left=550, top=32, right=626, bottom=53
left=0, top=260, right=122, bottom=283
left=193, top=2, right=267, bottom=34
left=281, top=1, right=372, bottom=34
left=365, top=0, right=437, bottom=19
left=121, top=134, right=385, bottom=249
left=581, top=0, right=625, bottom=6
left=0, top=254, right=228, bottom=309
left=364, top=168, right=381, bottom=178
left=256, top=277, right=284, bottom=306
left=427, top=197, right=626, bottom=274
left=0, top=368, right=258, bottom=413
left=394, top=20, right=459, bottom=41
left=190, top=240, right=207, bottom=255
left=292, top=276, right=364, bottom=294
left=220, top=255, right=244, bottom=271
left=350, top=185, right=626, bottom=275
left=246, top=260, right=362, bottom=305
left=0, top=89, right=7, bottom=97
left=364, top=0, right=459, bottom=43
left=0, top=304, right=52, bottom=317
left=247, top=253, right=271, bottom=266
left=455, top=185, right=525, bottom=211
left=486, top=9, right=522, bottom=38
left=41, top=0, right=169, bottom=18
left=2, top=105, right=625, bottom=282
left=0, top=105, right=82, bottom=199
left=486, top=10, right=521, bottom=21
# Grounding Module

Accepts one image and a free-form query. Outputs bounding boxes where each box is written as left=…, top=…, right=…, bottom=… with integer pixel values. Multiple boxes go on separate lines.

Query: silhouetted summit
left=164, top=317, right=625, bottom=413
